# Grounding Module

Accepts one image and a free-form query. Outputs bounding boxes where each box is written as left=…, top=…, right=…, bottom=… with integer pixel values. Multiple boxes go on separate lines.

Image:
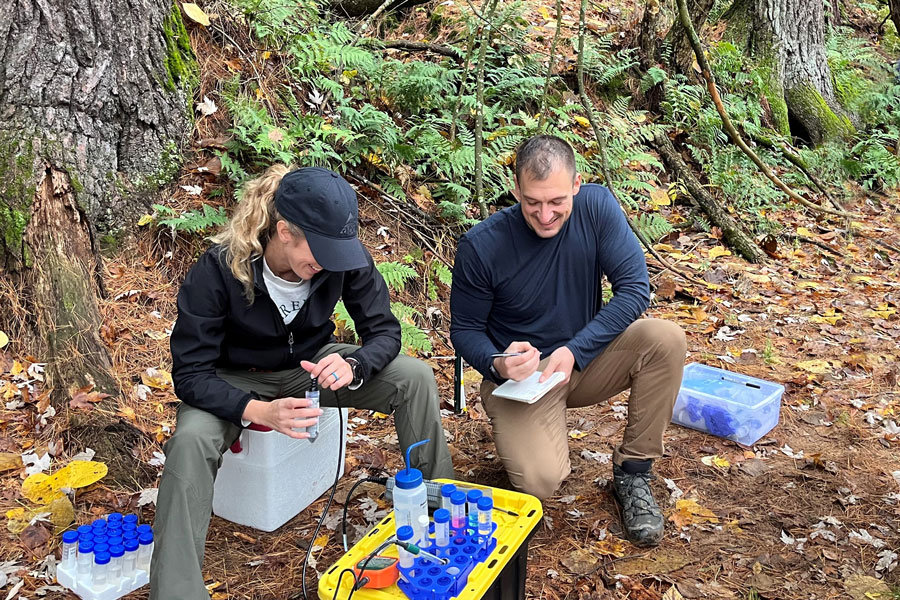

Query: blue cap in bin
left=108, top=512, right=123, bottom=523
left=450, top=491, right=466, bottom=505
left=78, top=532, right=94, bottom=544
left=94, top=552, right=111, bottom=565
left=110, top=545, right=125, bottom=558
left=139, top=532, right=154, bottom=545
left=123, top=530, right=138, bottom=541
left=395, top=439, right=430, bottom=490
left=93, top=543, right=110, bottom=555
left=78, top=541, right=94, bottom=554
left=62, top=531, right=79, bottom=544
left=440, top=483, right=456, bottom=497
left=466, top=489, right=482, bottom=503
left=433, top=509, right=450, bottom=523
left=108, top=536, right=124, bottom=547
left=477, top=497, right=493, bottom=510
left=137, top=524, right=152, bottom=535
left=124, top=539, right=139, bottom=552
left=77, top=525, right=92, bottom=535
left=123, top=514, right=138, bottom=525
left=92, top=519, right=107, bottom=529
left=396, top=525, right=414, bottom=541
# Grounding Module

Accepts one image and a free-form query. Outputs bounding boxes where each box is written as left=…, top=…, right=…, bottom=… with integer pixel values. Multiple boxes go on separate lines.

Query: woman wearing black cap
left=150, top=165, right=455, bottom=599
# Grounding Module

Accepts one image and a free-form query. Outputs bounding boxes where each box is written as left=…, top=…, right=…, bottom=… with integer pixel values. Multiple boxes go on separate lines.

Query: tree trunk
left=666, top=0, right=716, bottom=76
left=0, top=0, right=193, bottom=483
left=724, top=0, right=854, bottom=144
left=890, top=0, right=900, bottom=39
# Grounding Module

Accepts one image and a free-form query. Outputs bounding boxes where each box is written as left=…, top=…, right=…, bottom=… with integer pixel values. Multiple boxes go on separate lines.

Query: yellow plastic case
left=318, top=479, right=543, bottom=600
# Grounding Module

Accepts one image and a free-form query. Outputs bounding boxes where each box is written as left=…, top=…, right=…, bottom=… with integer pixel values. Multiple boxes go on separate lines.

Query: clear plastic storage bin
left=672, top=363, right=783, bottom=446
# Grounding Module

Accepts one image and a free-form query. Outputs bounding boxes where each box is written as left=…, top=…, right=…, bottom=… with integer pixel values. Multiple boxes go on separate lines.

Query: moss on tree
left=162, top=3, right=198, bottom=94
left=0, top=134, right=36, bottom=265
left=785, top=82, right=854, bottom=143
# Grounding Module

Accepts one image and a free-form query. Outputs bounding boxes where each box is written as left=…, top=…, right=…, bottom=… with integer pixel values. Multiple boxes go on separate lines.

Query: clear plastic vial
left=466, top=489, right=483, bottom=527
left=61, top=531, right=79, bottom=569
left=305, top=378, right=320, bottom=440
left=137, top=532, right=154, bottom=570
left=440, top=484, right=456, bottom=511
left=92, top=552, right=111, bottom=587
left=122, top=539, right=139, bottom=575
left=433, top=509, right=450, bottom=547
left=477, top=496, right=493, bottom=538
left=450, top=491, right=466, bottom=530
left=416, top=514, right=430, bottom=546
left=396, top=525, right=415, bottom=568
left=109, top=545, right=125, bottom=581
left=77, top=541, right=94, bottom=575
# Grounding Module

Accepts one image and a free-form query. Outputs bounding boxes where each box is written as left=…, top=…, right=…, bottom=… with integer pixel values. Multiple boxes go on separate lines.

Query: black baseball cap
left=273, top=167, right=369, bottom=272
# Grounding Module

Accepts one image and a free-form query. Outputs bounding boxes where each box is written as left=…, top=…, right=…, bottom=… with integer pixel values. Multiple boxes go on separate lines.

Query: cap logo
left=338, top=211, right=355, bottom=236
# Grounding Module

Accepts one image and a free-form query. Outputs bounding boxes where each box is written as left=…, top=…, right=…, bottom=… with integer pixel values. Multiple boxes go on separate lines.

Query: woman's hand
left=242, top=397, right=322, bottom=439
left=301, top=354, right=354, bottom=391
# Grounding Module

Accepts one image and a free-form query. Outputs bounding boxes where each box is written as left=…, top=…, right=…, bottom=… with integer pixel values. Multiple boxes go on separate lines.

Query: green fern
left=376, top=261, right=417, bottom=292
left=153, top=204, right=228, bottom=234
left=633, top=213, right=673, bottom=243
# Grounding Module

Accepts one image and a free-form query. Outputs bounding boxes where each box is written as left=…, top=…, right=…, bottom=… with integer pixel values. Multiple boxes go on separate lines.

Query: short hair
left=514, top=135, right=576, bottom=181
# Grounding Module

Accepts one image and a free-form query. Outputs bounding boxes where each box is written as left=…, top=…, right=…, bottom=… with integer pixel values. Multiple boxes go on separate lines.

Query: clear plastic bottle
left=450, top=491, right=466, bottom=530
left=305, top=377, right=320, bottom=441
left=137, top=532, right=154, bottom=571
left=122, top=539, right=139, bottom=576
left=92, top=552, right=110, bottom=587
left=433, top=509, right=450, bottom=547
left=109, top=545, right=125, bottom=582
left=477, top=496, right=493, bottom=538
left=61, top=531, right=78, bottom=570
left=417, top=514, right=430, bottom=547
left=392, top=439, right=430, bottom=541
left=396, top=525, right=415, bottom=568
left=76, top=541, right=94, bottom=576
left=440, top=484, right=456, bottom=511
left=466, top=489, right=483, bottom=527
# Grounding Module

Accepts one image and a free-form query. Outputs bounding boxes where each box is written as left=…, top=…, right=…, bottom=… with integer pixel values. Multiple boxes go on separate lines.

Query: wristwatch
left=488, top=360, right=506, bottom=383
left=346, top=357, right=364, bottom=390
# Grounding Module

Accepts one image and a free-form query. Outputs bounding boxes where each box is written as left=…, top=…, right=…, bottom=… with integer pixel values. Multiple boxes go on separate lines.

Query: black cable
left=302, top=393, right=345, bottom=600
left=331, top=569, right=359, bottom=600
left=341, top=476, right=388, bottom=551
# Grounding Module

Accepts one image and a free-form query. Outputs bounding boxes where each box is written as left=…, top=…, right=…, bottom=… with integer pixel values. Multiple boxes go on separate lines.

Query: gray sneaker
left=612, top=460, right=664, bottom=547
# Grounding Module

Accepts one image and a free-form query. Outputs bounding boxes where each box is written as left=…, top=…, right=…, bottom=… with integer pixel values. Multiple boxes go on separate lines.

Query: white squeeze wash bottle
left=392, top=439, right=430, bottom=544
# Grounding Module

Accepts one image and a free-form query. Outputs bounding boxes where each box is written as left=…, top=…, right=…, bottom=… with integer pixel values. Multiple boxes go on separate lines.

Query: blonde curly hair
left=210, top=164, right=304, bottom=302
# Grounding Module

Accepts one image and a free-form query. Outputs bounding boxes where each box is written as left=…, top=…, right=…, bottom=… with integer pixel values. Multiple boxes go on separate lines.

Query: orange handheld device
left=352, top=555, right=399, bottom=589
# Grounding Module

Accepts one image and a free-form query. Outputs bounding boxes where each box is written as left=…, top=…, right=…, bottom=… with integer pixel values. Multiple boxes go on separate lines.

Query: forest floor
left=1, top=1, right=900, bottom=599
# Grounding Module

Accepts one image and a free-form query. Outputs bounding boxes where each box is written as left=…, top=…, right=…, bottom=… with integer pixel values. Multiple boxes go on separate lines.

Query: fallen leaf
left=649, top=187, right=671, bottom=210
left=796, top=359, right=832, bottom=374
left=614, top=548, right=692, bottom=576
left=700, top=455, right=730, bottom=469
left=573, top=115, right=590, bottom=128
left=182, top=2, right=210, bottom=26
left=707, top=246, right=731, bottom=260
left=69, top=383, right=110, bottom=410
left=267, top=128, right=284, bottom=143
left=593, top=535, right=627, bottom=557
left=20, top=523, right=50, bottom=550
left=48, top=496, right=75, bottom=531
left=137, top=214, right=154, bottom=226
left=568, top=429, right=588, bottom=439
left=196, top=95, right=218, bottom=116
left=142, top=368, right=172, bottom=390
left=844, top=574, right=892, bottom=600
left=560, top=547, right=598, bottom=575
left=669, top=499, right=718, bottom=528
left=0, top=331, right=8, bottom=348
left=662, top=587, right=686, bottom=600
left=0, top=453, right=23, bottom=473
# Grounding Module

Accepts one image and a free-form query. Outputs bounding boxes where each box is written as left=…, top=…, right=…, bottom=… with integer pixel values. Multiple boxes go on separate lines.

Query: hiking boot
left=612, top=459, right=664, bottom=547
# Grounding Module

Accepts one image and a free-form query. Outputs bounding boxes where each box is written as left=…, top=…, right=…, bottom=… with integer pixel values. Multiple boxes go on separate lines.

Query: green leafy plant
left=152, top=204, right=228, bottom=234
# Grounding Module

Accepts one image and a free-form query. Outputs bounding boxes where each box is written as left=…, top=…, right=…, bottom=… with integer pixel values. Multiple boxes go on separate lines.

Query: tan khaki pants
left=480, top=319, right=686, bottom=500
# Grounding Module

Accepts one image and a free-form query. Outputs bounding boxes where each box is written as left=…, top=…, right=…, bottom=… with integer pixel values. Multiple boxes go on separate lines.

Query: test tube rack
left=397, top=522, right=498, bottom=600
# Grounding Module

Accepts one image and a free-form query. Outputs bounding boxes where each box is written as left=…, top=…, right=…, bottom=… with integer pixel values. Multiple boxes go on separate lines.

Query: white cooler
left=213, top=407, right=348, bottom=532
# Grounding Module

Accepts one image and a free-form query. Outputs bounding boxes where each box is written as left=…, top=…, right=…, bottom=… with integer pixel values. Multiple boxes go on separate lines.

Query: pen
left=491, top=352, right=524, bottom=358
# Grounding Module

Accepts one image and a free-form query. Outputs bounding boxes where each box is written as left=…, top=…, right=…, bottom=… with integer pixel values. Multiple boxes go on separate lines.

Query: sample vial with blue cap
left=123, top=538, right=139, bottom=575
left=61, top=531, right=78, bottom=569
left=440, top=483, right=456, bottom=511
left=136, top=524, right=152, bottom=536
left=109, top=544, right=125, bottom=580
left=77, top=524, right=92, bottom=536
left=93, top=542, right=110, bottom=557
left=107, top=512, right=123, bottom=523
left=450, top=491, right=466, bottom=530
left=92, top=518, right=107, bottom=529
left=396, top=525, right=415, bottom=568
left=93, top=551, right=111, bottom=586
left=433, top=509, right=450, bottom=547
left=392, top=439, right=430, bottom=541
left=305, top=377, right=320, bottom=441
left=137, top=532, right=154, bottom=570
left=77, top=541, right=93, bottom=575
left=466, top=489, right=483, bottom=526
left=477, top=496, right=493, bottom=538
left=123, top=514, right=138, bottom=526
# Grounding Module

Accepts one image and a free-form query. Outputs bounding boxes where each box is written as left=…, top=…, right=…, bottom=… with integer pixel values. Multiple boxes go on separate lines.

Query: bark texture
left=665, top=0, right=716, bottom=76
left=725, top=0, right=854, bottom=144
left=0, top=0, right=191, bottom=483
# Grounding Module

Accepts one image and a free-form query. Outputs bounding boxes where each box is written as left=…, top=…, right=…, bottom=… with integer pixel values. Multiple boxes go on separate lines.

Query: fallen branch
left=537, top=0, right=564, bottom=130
left=473, top=0, right=500, bottom=220
left=651, top=132, right=767, bottom=263
left=575, top=0, right=710, bottom=286
left=673, top=0, right=857, bottom=219
left=381, top=40, right=464, bottom=61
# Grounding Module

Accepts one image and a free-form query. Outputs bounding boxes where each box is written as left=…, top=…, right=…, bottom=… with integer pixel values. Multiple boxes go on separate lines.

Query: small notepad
left=492, top=371, right=566, bottom=404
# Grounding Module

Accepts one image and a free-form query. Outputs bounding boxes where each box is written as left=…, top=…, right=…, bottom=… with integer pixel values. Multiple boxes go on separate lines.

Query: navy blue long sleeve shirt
left=450, top=184, right=650, bottom=383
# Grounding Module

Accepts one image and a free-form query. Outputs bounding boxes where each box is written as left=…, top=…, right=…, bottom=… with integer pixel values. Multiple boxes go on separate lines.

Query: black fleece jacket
left=170, top=245, right=401, bottom=426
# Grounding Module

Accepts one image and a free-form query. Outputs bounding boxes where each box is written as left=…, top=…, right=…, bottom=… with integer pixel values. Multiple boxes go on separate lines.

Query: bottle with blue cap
left=61, top=531, right=78, bottom=569
left=392, top=439, right=430, bottom=543
left=396, top=525, right=415, bottom=568
left=137, top=531, right=154, bottom=571
left=77, top=540, right=94, bottom=575
left=123, top=538, right=139, bottom=575
left=92, top=551, right=111, bottom=587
